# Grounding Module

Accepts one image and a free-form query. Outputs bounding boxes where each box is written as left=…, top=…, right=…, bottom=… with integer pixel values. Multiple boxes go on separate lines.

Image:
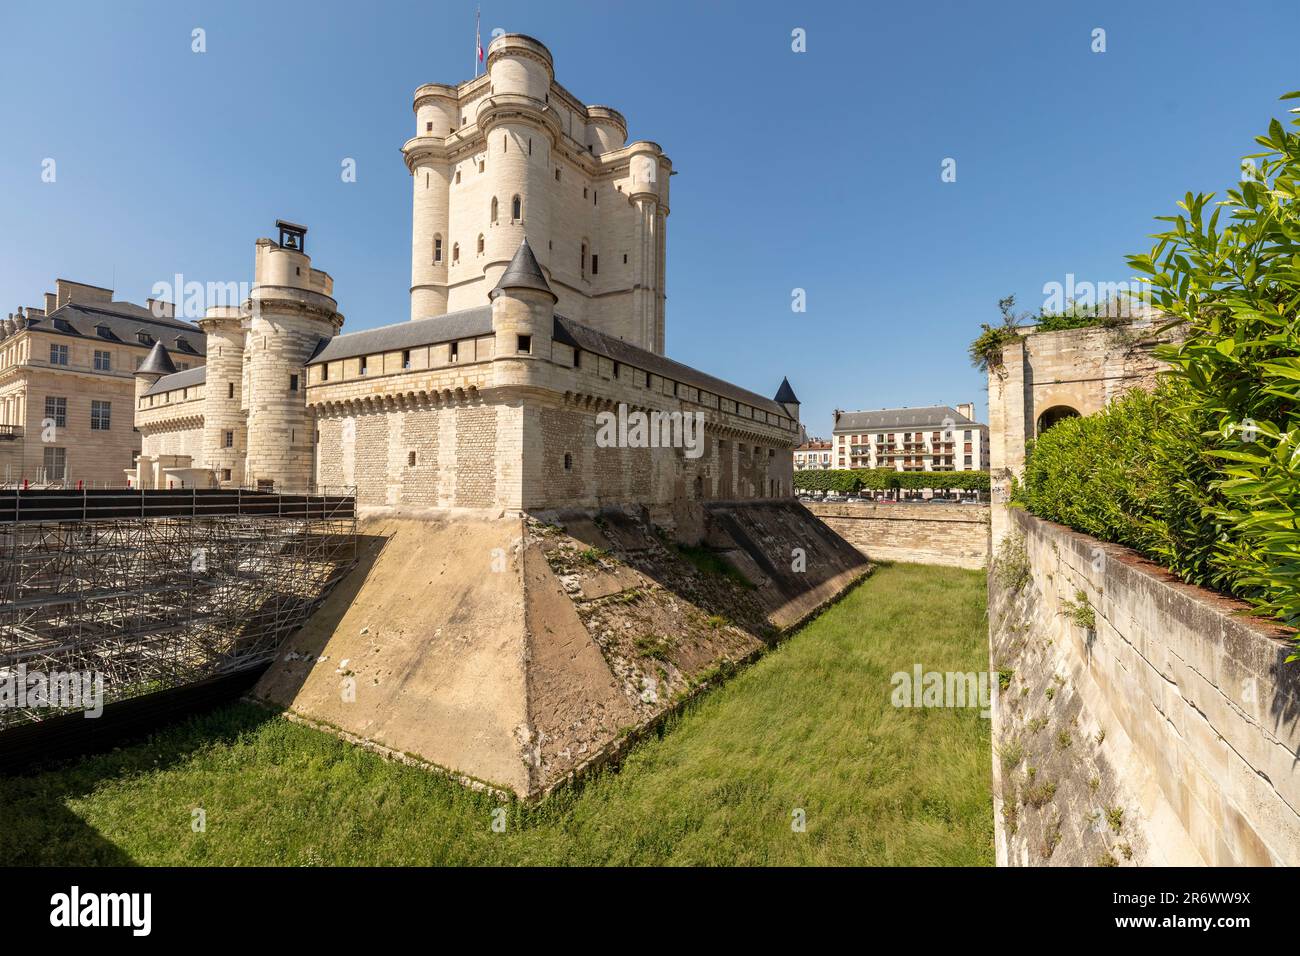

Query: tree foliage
left=1019, top=92, right=1300, bottom=635
left=794, top=469, right=990, bottom=494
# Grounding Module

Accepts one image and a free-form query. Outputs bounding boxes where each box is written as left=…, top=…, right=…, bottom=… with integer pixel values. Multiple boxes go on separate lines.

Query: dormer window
left=95, top=323, right=113, bottom=339
left=52, top=317, right=74, bottom=333
left=136, top=331, right=154, bottom=346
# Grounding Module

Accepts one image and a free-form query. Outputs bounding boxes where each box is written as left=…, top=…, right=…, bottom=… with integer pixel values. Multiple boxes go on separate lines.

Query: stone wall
left=990, top=508, right=1300, bottom=866
left=807, top=502, right=989, bottom=569
left=988, top=322, right=1177, bottom=547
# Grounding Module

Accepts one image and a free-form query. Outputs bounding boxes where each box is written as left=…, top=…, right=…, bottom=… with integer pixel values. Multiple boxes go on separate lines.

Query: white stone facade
left=405, top=34, right=670, bottom=353
left=128, top=36, right=799, bottom=512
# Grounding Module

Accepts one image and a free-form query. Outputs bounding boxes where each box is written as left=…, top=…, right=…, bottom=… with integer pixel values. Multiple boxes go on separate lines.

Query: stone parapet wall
left=990, top=508, right=1300, bottom=866
left=807, top=502, right=989, bottom=569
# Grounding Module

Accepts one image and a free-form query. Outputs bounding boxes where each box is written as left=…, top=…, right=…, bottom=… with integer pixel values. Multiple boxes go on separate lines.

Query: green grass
left=0, top=563, right=992, bottom=866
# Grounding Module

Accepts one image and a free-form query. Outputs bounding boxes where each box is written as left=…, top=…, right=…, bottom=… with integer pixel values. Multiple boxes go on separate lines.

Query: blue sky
left=2, top=1, right=1298, bottom=435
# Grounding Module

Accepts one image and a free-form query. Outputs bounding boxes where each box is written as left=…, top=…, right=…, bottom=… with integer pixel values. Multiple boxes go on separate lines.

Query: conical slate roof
left=489, top=236, right=556, bottom=302
left=135, top=340, right=177, bottom=377
left=774, top=376, right=800, bottom=404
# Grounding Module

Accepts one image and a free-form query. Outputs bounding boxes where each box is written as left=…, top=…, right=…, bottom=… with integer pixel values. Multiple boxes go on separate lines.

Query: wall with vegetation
left=990, top=508, right=1300, bottom=866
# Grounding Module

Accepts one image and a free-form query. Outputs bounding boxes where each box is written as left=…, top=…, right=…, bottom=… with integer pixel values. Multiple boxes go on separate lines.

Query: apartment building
left=831, top=403, right=989, bottom=472
left=793, top=439, right=833, bottom=470
left=0, top=279, right=206, bottom=486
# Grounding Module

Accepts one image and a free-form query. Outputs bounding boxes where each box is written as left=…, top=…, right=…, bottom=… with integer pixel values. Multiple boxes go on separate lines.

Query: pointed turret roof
left=135, top=340, right=177, bottom=377
left=489, top=237, right=556, bottom=302
left=774, top=376, right=799, bottom=405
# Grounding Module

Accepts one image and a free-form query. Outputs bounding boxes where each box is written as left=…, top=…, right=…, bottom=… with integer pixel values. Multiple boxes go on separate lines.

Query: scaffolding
left=0, top=487, right=357, bottom=730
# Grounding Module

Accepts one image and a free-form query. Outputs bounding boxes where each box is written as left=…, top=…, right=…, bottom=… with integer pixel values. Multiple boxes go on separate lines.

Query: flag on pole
left=475, top=8, right=483, bottom=74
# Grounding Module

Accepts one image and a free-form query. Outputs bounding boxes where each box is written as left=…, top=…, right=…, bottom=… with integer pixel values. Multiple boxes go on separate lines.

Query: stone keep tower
left=244, top=221, right=344, bottom=491
left=198, top=304, right=246, bottom=486
left=402, top=33, right=672, bottom=353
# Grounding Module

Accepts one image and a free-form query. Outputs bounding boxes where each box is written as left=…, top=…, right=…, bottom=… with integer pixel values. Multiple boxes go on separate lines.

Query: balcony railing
left=0, top=425, right=21, bottom=441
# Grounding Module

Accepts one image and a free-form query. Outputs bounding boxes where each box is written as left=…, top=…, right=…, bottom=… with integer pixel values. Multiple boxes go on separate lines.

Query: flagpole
left=475, top=7, right=481, bottom=77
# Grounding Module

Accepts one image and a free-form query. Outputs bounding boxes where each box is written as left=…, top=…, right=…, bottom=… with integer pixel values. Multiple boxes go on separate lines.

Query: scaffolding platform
left=0, top=488, right=357, bottom=733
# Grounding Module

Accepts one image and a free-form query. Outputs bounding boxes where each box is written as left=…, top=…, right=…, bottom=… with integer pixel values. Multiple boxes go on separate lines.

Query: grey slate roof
left=308, top=308, right=788, bottom=418
left=12, top=301, right=206, bottom=356
left=774, top=376, right=799, bottom=405
left=309, top=306, right=493, bottom=365
left=552, top=315, right=786, bottom=417
left=833, top=406, right=979, bottom=432
left=490, top=237, right=555, bottom=301
left=136, top=341, right=178, bottom=377
left=144, top=364, right=206, bottom=397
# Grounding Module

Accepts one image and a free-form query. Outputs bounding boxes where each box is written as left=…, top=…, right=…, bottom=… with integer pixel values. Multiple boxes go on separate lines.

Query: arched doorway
left=1036, top=405, right=1080, bottom=436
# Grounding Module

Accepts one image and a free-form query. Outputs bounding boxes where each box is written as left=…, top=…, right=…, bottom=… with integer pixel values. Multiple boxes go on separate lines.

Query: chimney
left=956, top=402, right=975, bottom=422
left=55, top=279, right=113, bottom=309
left=44, top=292, right=56, bottom=314
left=147, top=298, right=175, bottom=319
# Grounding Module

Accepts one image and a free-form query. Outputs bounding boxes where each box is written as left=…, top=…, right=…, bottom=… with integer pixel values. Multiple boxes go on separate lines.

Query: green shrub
left=1016, top=93, right=1300, bottom=638
left=793, top=469, right=990, bottom=495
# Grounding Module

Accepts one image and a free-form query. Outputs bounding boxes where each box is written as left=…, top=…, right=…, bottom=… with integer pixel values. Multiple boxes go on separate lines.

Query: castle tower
left=134, top=340, right=176, bottom=404
left=401, top=34, right=672, bottom=353
left=198, top=304, right=247, bottom=486
left=132, top=342, right=177, bottom=490
left=490, top=236, right=556, bottom=369
left=405, top=84, right=457, bottom=320
left=774, top=377, right=801, bottom=421
left=244, top=221, right=344, bottom=492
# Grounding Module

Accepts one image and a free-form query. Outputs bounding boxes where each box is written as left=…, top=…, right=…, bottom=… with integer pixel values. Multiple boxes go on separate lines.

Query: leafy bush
left=793, top=469, right=990, bottom=494
left=1016, top=382, right=1232, bottom=594
left=1126, top=95, right=1300, bottom=629
left=1017, top=92, right=1300, bottom=632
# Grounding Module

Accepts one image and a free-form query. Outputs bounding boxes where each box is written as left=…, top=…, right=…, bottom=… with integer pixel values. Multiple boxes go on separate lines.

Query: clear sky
left=2, top=0, right=1298, bottom=436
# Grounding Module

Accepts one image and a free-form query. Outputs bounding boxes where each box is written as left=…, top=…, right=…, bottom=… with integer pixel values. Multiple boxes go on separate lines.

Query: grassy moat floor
left=1, top=563, right=993, bottom=866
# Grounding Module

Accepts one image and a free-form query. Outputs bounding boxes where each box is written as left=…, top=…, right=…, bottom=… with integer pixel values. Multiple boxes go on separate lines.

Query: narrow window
left=452, top=243, right=460, bottom=264
left=321, top=364, right=329, bottom=382
left=477, top=234, right=485, bottom=254
left=528, top=138, right=532, bottom=155
left=426, top=121, right=433, bottom=132
left=490, top=197, right=498, bottom=224
left=583, top=187, right=588, bottom=198
left=434, top=236, right=443, bottom=263
left=580, top=243, right=587, bottom=278
left=511, top=195, right=521, bottom=221
left=554, top=168, right=561, bottom=182
left=402, top=349, right=411, bottom=370
left=478, top=159, right=484, bottom=173
left=592, top=254, right=599, bottom=276
left=360, top=356, right=368, bottom=376
left=289, top=373, right=299, bottom=392
left=228, top=382, right=234, bottom=399
left=503, top=134, right=507, bottom=152
left=408, top=451, right=417, bottom=467
left=221, top=468, right=232, bottom=481
left=573, top=350, right=581, bottom=369
left=224, top=431, right=234, bottom=448
left=517, top=334, right=531, bottom=354
left=623, top=253, right=628, bottom=264
left=612, top=360, right=619, bottom=378
left=455, top=170, right=461, bottom=184
left=563, top=452, right=572, bottom=472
